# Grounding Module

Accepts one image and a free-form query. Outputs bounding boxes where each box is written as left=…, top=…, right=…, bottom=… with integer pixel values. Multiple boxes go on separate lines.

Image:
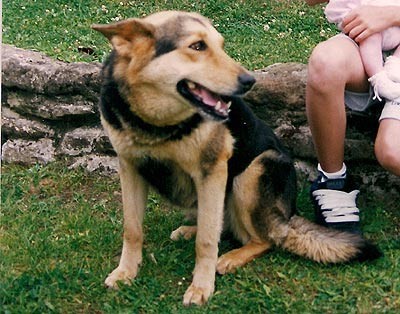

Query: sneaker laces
left=312, top=189, right=360, bottom=223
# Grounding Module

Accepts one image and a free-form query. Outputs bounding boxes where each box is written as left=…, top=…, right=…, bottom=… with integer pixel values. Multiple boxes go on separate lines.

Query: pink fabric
left=325, top=0, right=400, bottom=50
left=325, top=0, right=361, bottom=27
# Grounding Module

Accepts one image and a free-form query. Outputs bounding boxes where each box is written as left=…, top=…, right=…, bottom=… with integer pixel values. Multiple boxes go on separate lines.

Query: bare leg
left=359, top=33, right=384, bottom=77
left=363, top=34, right=400, bottom=101
left=375, top=117, right=400, bottom=176
left=306, top=36, right=369, bottom=173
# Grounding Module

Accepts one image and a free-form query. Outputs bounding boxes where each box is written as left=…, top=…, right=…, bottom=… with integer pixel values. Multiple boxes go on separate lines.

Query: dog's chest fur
left=103, top=115, right=234, bottom=208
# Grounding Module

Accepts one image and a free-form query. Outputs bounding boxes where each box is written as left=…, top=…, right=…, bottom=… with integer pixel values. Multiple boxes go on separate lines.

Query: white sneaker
left=368, top=71, right=400, bottom=102
left=384, top=56, right=400, bottom=83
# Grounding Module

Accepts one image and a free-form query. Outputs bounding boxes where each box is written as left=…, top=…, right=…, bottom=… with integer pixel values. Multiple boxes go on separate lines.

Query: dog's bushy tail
left=277, top=215, right=381, bottom=263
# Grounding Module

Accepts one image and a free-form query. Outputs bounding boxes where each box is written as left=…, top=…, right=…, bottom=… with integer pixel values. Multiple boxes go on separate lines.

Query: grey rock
left=59, top=127, right=113, bottom=156
left=5, top=90, right=97, bottom=120
left=1, top=44, right=101, bottom=97
left=1, top=107, right=55, bottom=139
left=2, top=138, right=55, bottom=164
left=1, top=45, right=397, bottom=201
left=69, top=154, right=119, bottom=175
left=246, top=63, right=307, bottom=127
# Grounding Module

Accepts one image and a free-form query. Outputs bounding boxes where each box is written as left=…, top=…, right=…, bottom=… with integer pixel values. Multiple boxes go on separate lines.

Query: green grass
left=1, top=163, right=399, bottom=313
left=2, top=0, right=400, bottom=313
left=2, top=0, right=337, bottom=68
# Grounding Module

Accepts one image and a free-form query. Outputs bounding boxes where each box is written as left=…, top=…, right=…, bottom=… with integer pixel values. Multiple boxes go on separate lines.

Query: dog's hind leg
left=170, top=225, right=197, bottom=241
left=105, top=157, right=149, bottom=289
left=217, top=239, right=272, bottom=274
left=216, top=154, right=273, bottom=274
left=217, top=151, right=293, bottom=274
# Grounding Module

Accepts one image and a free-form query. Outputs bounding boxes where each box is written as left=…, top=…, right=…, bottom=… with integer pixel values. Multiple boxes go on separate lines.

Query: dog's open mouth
left=177, top=80, right=232, bottom=120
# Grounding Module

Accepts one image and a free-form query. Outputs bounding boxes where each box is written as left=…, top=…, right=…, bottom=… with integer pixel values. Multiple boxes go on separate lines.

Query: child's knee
left=374, top=138, right=400, bottom=171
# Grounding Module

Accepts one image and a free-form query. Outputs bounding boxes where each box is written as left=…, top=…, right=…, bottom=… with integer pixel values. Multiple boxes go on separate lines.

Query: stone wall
left=1, top=44, right=118, bottom=173
left=2, top=44, right=399, bottom=203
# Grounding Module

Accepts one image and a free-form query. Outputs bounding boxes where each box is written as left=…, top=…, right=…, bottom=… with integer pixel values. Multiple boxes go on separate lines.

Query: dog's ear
left=92, top=18, right=155, bottom=56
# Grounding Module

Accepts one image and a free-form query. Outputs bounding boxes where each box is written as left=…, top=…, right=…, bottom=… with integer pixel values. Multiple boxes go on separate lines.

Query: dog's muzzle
left=177, top=74, right=255, bottom=121
left=177, top=80, right=232, bottom=120
left=237, top=73, right=256, bottom=95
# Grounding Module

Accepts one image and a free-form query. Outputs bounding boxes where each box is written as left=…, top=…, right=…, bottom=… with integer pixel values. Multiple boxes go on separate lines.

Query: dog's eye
left=189, top=41, right=207, bottom=51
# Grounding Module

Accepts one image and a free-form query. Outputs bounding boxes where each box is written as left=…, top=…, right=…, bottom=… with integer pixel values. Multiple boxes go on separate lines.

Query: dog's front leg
left=105, top=157, right=148, bottom=288
left=183, top=163, right=227, bottom=306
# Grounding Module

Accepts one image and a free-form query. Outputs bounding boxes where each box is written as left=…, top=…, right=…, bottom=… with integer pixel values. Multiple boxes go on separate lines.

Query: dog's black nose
left=238, top=73, right=256, bottom=91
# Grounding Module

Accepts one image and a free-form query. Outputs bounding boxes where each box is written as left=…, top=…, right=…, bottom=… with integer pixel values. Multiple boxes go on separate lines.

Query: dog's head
left=93, top=11, right=255, bottom=125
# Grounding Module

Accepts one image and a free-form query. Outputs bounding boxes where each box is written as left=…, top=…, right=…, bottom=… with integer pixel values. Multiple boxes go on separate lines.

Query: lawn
left=1, top=163, right=399, bottom=313
left=2, top=0, right=337, bottom=68
left=2, top=0, right=400, bottom=313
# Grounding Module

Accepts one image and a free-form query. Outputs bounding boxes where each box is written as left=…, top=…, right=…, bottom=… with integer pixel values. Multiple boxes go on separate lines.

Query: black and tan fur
left=92, top=11, right=380, bottom=306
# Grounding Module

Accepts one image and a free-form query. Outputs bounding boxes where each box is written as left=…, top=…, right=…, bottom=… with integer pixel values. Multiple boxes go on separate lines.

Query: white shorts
left=345, top=90, right=400, bottom=121
left=331, top=34, right=400, bottom=121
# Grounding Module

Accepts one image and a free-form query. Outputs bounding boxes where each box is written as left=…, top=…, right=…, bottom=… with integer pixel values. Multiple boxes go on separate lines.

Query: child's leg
left=375, top=112, right=400, bottom=176
left=364, top=33, right=400, bottom=101
left=359, top=33, right=384, bottom=77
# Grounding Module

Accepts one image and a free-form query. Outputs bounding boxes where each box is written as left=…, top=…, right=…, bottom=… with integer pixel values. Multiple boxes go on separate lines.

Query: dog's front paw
left=183, top=282, right=214, bottom=306
left=104, top=266, right=137, bottom=289
left=170, top=225, right=197, bottom=241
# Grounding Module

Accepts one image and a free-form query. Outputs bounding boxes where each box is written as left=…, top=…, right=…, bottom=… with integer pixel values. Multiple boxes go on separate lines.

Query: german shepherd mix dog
left=93, top=11, right=380, bottom=306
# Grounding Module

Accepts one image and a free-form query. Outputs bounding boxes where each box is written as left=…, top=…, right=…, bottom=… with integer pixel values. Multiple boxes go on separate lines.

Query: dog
left=92, top=11, right=380, bottom=306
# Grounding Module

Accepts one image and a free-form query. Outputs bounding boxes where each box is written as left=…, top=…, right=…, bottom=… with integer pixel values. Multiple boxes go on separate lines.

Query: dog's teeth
left=187, top=81, right=196, bottom=90
left=227, top=101, right=232, bottom=108
left=216, top=101, right=222, bottom=110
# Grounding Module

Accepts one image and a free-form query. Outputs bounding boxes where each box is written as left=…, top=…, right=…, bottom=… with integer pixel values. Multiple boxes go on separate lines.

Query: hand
left=342, top=5, right=398, bottom=43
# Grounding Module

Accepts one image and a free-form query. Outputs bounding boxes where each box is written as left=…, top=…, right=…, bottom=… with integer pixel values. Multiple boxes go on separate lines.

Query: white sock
left=318, top=163, right=347, bottom=182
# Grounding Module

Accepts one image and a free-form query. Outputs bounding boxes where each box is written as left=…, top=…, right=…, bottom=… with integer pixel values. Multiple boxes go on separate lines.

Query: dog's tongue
left=199, top=88, right=221, bottom=107
left=185, top=81, right=231, bottom=116
left=190, top=83, right=228, bottom=110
